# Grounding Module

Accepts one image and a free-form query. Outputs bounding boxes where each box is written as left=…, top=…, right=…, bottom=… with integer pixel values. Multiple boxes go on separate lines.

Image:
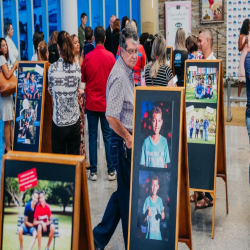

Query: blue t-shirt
left=140, top=135, right=170, bottom=168
left=22, top=79, right=30, bottom=94
left=244, top=53, right=250, bottom=117
left=204, top=119, right=209, bottom=129
left=196, top=122, right=199, bottom=129
left=29, top=81, right=37, bottom=94
left=84, top=41, right=94, bottom=57
left=24, top=201, right=36, bottom=224
left=143, top=196, right=163, bottom=240
left=195, top=84, right=204, bottom=95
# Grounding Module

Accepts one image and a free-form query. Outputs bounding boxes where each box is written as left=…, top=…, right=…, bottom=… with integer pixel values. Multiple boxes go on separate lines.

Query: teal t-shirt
left=143, top=196, right=163, bottom=240
left=140, top=135, right=170, bottom=168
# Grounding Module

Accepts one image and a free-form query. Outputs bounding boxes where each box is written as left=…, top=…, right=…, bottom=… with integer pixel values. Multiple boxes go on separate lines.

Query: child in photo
left=204, top=116, right=210, bottom=141
left=195, top=78, right=204, bottom=99
left=195, top=119, right=199, bottom=139
left=29, top=73, right=40, bottom=99
left=205, top=75, right=213, bottom=99
left=142, top=175, right=165, bottom=240
left=199, top=119, right=204, bottom=140
left=21, top=71, right=31, bottom=99
left=189, top=116, right=194, bottom=139
left=140, top=106, right=170, bottom=168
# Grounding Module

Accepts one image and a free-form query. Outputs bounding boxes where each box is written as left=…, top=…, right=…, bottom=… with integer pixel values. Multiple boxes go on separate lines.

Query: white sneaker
left=88, top=172, right=97, bottom=181
left=108, top=171, right=117, bottom=181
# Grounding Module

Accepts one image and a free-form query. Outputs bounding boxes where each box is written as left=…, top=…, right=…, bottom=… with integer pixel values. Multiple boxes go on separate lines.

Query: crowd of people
left=0, top=13, right=250, bottom=250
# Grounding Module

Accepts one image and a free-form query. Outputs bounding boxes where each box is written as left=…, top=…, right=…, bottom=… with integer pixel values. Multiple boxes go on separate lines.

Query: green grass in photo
left=186, top=86, right=217, bottom=103
left=187, top=133, right=215, bottom=145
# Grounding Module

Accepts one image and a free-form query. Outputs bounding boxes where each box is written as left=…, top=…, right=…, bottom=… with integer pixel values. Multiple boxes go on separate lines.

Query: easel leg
left=212, top=196, right=215, bottom=239
left=194, top=191, right=197, bottom=211
left=225, top=178, right=229, bottom=214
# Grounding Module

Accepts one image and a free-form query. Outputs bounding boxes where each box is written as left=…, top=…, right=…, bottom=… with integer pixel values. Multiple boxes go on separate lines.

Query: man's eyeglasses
left=124, top=48, right=139, bottom=55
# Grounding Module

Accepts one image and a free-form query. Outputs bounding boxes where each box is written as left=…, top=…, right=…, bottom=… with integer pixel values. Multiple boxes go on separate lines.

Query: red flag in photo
left=18, top=168, right=38, bottom=192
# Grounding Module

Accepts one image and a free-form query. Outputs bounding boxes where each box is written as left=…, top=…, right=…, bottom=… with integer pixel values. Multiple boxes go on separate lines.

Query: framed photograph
left=0, top=152, right=87, bottom=250
left=13, top=62, right=48, bottom=153
left=128, top=87, right=185, bottom=250
left=200, top=0, right=224, bottom=24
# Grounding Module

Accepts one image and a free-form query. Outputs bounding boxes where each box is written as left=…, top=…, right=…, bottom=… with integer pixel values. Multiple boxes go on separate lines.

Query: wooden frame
left=128, top=87, right=192, bottom=250
left=200, top=0, right=224, bottom=24
left=0, top=152, right=94, bottom=250
left=166, top=46, right=175, bottom=75
left=13, top=61, right=49, bottom=153
left=184, top=60, right=228, bottom=239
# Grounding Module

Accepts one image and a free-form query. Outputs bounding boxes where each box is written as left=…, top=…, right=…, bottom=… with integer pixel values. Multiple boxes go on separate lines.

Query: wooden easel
left=166, top=46, right=175, bottom=76
left=188, top=61, right=228, bottom=239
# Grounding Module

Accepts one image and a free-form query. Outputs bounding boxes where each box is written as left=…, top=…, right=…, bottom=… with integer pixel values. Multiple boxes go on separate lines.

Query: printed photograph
left=15, top=99, right=40, bottom=145
left=17, top=65, right=44, bottom=100
left=201, top=0, right=223, bottom=24
left=136, top=170, right=171, bottom=241
left=140, top=101, right=173, bottom=169
left=2, top=168, right=75, bottom=250
left=186, top=106, right=217, bottom=144
left=186, top=66, right=218, bottom=103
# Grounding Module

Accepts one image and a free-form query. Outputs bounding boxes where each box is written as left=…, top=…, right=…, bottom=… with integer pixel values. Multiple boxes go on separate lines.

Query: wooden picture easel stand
left=191, top=62, right=228, bottom=239
left=166, top=47, right=175, bottom=76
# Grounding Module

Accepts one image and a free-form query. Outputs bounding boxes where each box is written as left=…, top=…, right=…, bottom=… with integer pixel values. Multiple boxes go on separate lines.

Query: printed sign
left=18, top=168, right=38, bottom=192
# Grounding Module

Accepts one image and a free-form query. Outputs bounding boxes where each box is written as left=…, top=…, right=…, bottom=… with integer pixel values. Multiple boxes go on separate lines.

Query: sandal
left=196, top=196, right=213, bottom=209
left=190, top=192, right=204, bottom=202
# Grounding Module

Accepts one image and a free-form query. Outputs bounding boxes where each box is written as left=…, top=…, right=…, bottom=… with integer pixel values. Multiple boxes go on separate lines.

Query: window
left=105, top=0, right=116, bottom=30
left=33, top=0, right=42, bottom=33
left=91, top=0, right=103, bottom=32
left=118, top=0, right=129, bottom=20
left=78, top=0, right=90, bottom=27
left=48, top=0, right=58, bottom=36
left=132, top=0, right=141, bottom=35
left=19, top=0, right=28, bottom=60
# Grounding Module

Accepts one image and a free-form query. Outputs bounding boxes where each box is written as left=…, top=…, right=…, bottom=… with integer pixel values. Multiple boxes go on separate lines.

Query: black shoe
left=4, top=149, right=8, bottom=154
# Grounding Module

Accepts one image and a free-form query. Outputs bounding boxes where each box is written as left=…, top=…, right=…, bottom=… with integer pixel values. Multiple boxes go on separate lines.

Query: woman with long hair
left=185, top=35, right=203, bottom=60
left=48, top=31, right=81, bottom=155
left=37, top=41, right=48, bottom=61
left=71, top=34, right=84, bottom=66
left=48, top=31, right=59, bottom=64
left=111, top=19, right=121, bottom=57
left=121, top=16, right=129, bottom=30
left=145, top=36, right=173, bottom=87
left=173, top=28, right=188, bottom=86
left=0, top=38, right=18, bottom=153
left=238, top=19, right=250, bottom=97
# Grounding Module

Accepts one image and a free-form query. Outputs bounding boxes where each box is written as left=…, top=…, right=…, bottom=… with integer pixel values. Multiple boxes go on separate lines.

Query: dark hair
left=48, top=30, right=59, bottom=47
left=132, top=19, right=138, bottom=28
left=33, top=190, right=39, bottom=195
left=208, top=75, right=211, bottom=80
left=81, top=13, right=87, bottom=19
left=48, top=44, right=59, bottom=64
left=4, top=23, right=12, bottom=36
left=94, top=26, right=105, bottom=44
left=0, top=38, right=9, bottom=61
left=152, top=175, right=159, bottom=184
left=25, top=71, right=30, bottom=78
left=113, top=19, right=121, bottom=33
left=140, top=33, right=149, bottom=46
left=240, top=19, right=250, bottom=35
left=57, top=31, right=75, bottom=64
left=121, top=16, right=129, bottom=30
left=85, top=26, right=93, bottom=41
left=33, top=32, right=44, bottom=51
left=185, top=35, right=198, bottom=54
left=39, top=190, right=45, bottom=196
left=119, top=27, right=138, bottom=50
left=152, top=106, right=162, bottom=118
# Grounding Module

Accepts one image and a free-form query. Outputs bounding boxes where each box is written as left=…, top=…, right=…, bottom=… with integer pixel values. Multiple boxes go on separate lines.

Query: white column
left=0, top=0, right=3, bottom=37
left=61, top=0, right=78, bottom=35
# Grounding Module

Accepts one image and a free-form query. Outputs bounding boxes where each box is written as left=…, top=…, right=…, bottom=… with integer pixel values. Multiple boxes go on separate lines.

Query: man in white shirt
left=198, top=28, right=216, bottom=60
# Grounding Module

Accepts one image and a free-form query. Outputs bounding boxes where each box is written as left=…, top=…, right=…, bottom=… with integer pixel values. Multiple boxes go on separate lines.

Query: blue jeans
left=246, top=116, right=250, bottom=144
left=93, top=131, right=131, bottom=250
left=86, top=110, right=114, bottom=174
left=204, top=128, right=208, bottom=141
left=190, top=128, right=193, bottom=139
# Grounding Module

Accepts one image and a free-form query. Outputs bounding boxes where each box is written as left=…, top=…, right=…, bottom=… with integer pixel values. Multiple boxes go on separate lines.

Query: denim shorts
left=22, top=224, right=36, bottom=235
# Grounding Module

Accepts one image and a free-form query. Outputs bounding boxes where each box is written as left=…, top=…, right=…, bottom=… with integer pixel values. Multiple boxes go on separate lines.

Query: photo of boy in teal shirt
left=140, top=106, right=170, bottom=168
left=142, top=175, right=165, bottom=240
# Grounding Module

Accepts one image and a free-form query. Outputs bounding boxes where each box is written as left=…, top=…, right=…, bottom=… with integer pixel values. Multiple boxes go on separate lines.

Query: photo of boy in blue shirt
left=140, top=106, right=170, bottom=168
left=142, top=175, right=165, bottom=240
left=195, top=78, right=204, bottom=99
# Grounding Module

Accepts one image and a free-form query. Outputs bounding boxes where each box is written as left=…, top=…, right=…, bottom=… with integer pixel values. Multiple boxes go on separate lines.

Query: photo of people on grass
left=16, top=99, right=39, bottom=145
left=186, top=106, right=217, bottom=144
left=136, top=170, right=171, bottom=242
left=2, top=178, right=74, bottom=250
left=140, top=101, right=173, bottom=169
left=17, top=65, right=44, bottom=100
left=185, top=66, right=218, bottom=103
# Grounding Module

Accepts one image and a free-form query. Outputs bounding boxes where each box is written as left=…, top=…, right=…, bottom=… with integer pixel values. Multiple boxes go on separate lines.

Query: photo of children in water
left=186, top=66, right=218, bottom=103
left=137, top=170, right=171, bottom=241
left=140, top=101, right=173, bottom=169
left=17, top=65, right=44, bottom=100
left=187, top=107, right=216, bottom=144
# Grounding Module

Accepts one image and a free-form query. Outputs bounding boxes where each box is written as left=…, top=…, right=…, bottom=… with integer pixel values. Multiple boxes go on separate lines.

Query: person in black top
left=121, top=16, right=129, bottom=30
left=173, top=28, right=188, bottom=87
left=144, top=36, right=174, bottom=87
left=104, top=15, right=116, bottom=52
left=110, top=19, right=121, bottom=57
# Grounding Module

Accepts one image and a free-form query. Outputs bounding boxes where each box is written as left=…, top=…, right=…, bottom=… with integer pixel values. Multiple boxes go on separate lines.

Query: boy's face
left=151, top=179, right=159, bottom=195
left=32, top=193, right=39, bottom=205
left=30, top=74, right=35, bottom=82
left=39, top=193, right=45, bottom=205
left=152, top=113, right=163, bottom=135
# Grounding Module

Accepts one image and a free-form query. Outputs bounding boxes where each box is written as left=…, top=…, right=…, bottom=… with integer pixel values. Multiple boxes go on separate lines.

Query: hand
left=48, top=87, right=52, bottom=95
left=147, top=206, right=152, bottom=217
left=81, top=49, right=84, bottom=59
left=42, top=222, right=47, bottom=232
left=161, top=207, right=165, bottom=220
left=78, top=88, right=84, bottom=95
left=125, top=134, right=132, bottom=149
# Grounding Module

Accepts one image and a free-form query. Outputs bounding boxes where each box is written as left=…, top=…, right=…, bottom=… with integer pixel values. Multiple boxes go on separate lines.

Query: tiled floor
left=0, top=87, right=249, bottom=250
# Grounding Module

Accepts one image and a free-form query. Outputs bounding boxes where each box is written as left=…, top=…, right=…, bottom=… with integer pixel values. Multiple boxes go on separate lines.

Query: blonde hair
left=175, top=28, right=187, bottom=51
left=126, top=20, right=138, bottom=33
left=37, top=41, right=48, bottom=61
left=149, top=36, right=167, bottom=79
left=48, top=31, right=59, bottom=47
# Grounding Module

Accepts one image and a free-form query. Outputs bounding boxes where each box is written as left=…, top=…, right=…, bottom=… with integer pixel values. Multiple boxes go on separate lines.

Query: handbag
left=0, top=71, right=17, bottom=97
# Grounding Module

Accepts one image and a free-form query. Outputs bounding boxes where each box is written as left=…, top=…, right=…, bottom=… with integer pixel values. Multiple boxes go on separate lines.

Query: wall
left=158, top=0, right=227, bottom=73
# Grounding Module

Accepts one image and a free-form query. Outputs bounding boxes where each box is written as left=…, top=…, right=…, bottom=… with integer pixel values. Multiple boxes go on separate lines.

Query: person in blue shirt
left=21, top=71, right=31, bottom=99
left=204, top=116, right=210, bottom=141
left=83, top=26, right=94, bottom=57
left=195, top=119, right=199, bottom=139
left=18, top=190, right=39, bottom=250
left=142, top=175, right=165, bottom=240
left=244, top=52, right=250, bottom=144
left=29, top=73, right=39, bottom=99
left=189, top=116, right=194, bottom=139
left=140, top=106, right=170, bottom=168
left=195, top=78, right=204, bottom=99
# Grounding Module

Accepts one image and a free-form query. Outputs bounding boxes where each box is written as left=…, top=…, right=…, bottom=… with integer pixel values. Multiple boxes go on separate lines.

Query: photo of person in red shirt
left=33, top=191, right=55, bottom=250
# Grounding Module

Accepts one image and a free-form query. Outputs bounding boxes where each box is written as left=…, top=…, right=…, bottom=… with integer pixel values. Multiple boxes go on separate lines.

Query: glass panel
left=118, top=0, right=129, bottom=21
left=3, top=0, right=12, bottom=27
left=48, top=0, right=57, bottom=36
left=91, top=0, right=103, bottom=32
left=33, top=0, right=42, bottom=32
left=19, top=0, right=29, bottom=60
left=105, top=0, right=116, bottom=30
left=132, top=0, right=141, bottom=35
left=77, top=0, right=90, bottom=27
